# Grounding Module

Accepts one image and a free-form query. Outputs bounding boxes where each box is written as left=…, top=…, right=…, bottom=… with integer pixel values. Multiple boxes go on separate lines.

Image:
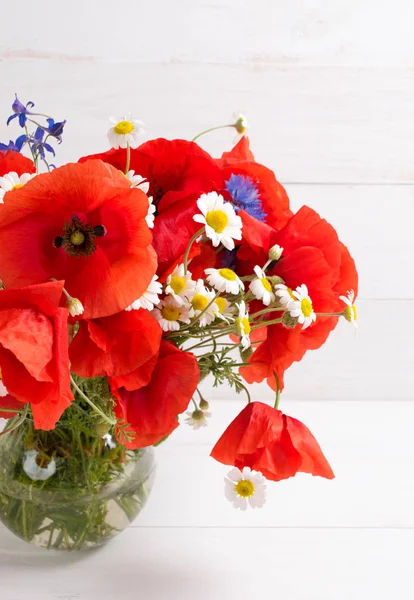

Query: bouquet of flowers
left=0, top=95, right=357, bottom=550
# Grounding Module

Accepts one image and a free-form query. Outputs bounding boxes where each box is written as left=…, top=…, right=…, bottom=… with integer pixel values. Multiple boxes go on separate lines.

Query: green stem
left=179, top=291, right=220, bottom=333
left=274, top=372, right=281, bottom=410
left=183, top=227, right=205, bottom=274
left=192, top=124, right=234, bottom=143
left=315, top=312, right=343, bottom=317
left=238, top=381, right=252, bottom=404
left=0, top=405, right=29, bottom=437
left=125, top=143, right=131, bottom=174
left=251, top=317, right=283, bottom=331
left=70, top=375, right=116, bottom=426
left=250, top=306, right=285, bottom=320
left=191, top=398, right=198, bottom=411
left=24, top=125, right=37, bottom=169
left=185, top=327, right=233, bottom=352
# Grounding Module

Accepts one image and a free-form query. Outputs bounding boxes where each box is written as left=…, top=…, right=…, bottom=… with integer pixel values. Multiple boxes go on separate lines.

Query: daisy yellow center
left=205, top=210, right=228, bottom=233
left=261, top=278, right=272, bottom=292
left=170, top=275, right=187, bottom=295
left=70, top=231, right=86, bottom=246
left=11, top=183, right=24, bottom=191
left=344, top=305, right=357, bottom=322
left=114, top=120, right=134, bottom=135
left=287, top=287, right=295, bottom=299
left=191, top=409, right=205, bottom=422
left=218, top=268, right=237, bottom=281
left=234, top=480, right=255, bottom=498
left=192, top=294, right=209, bottom=311
left=238, top=316, right=251, bottom=335
left=300, top=298, right=313, bottom=317
left=215, top=297, right=226, bottom=313
left=161, top=305, right=180, bottom=321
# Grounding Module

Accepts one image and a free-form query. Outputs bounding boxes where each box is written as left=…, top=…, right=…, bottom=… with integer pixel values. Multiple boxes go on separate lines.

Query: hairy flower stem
left=70, top=375, right=116, bottom=426
left=183, top=228, right=205, bottom=275
left=192, top=124, right=234, bottom=143
left=274, top=372, right=281, bottom=410
left=0, top=405, right=28, bottom=437
left=125, top=142, right=131, bottom=174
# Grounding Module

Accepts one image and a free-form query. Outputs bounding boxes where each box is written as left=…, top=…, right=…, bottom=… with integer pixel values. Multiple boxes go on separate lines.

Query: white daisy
left=214, top=296, right=235, bottom=322
left=204, top=267, right=244, bottom=295
left=125, top=275, right=162, bottom=312
left=184, top=409, right=211, bottom=430
left=235, top=301, right=251, bottom=349
left=0, top=171, right=35, bottom=202
left=23, top=450, right=56, bottom=482
left=225, top=466, right=266, bottom=510
left=268, top=244, right=284, bottom=261
left=189, top=279, right=217, bottom=327
left=193, top=192, right=242, bottom=250
left=152, top=296, right=192, bottom=332
left=165, top=264, right=196, bottom=307
left=146, top=196, right=156, bottom=229
left=102, top=433, right=117, bottom=450
left=107, top=114, right=144, bottom=149
left=288, top=284, right=316, bottom=330
left=274, top=283, right=295, bottom=307
left=125, top=170, right=150, bottom=194
left=340, top=289, right=358, bottom=327
left=249, top=265, right=275, bottom=306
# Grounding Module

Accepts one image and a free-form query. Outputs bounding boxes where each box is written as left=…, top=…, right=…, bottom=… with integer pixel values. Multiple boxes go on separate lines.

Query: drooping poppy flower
left=0, top=281, right=73, bottom=430
left=69, top=308, right=162, bottom=379
left=237, top=206, right=358, bottom=390
left=0, top=150, right=35, bottom=177
left=211, top=401, right=334, bottom=482
left=110, top=340, right=199, bottom=448
left=79, top=139, right=223, bottom=279
left=217, top=137, right=292, bottom=232
left=0, top=160, right=157, bottom=319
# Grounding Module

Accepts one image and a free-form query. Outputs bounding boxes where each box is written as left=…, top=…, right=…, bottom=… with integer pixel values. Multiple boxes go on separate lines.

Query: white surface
left=0, top=2, right=412, bottom=598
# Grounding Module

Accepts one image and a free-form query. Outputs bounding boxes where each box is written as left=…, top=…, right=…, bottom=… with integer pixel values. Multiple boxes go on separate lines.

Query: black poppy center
left=53, top=216, right=106, bottom=257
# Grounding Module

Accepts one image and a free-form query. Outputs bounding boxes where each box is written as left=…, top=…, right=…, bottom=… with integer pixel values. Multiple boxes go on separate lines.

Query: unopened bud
left=95, top=422, right=110, bottom=437
left=199, top=398, right=210, bottom=411
left=240, top=346, right=253, bottom=362
left=281, top=312, right=298, bottom=329
left=268, top=245, right=284, bottom=261
left=269, top=275, right=285, bottom=286
left=67, top=297, right=84, bottom=317
left=234, top=114, right=247, bottom=135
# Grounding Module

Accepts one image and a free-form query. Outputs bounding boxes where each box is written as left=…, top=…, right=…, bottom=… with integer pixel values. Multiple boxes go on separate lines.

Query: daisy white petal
left=0, top=171, right=36, bottom=203
left=126, top=275, right=162, bottom=312
left=193, top=192, right=242, bottom=250
left=224, top=466, right=266, bottom=510
left=340, top=289, right=358, bottom=327
left=188, top=279, right=217, bottom=327
left=152, top=296, right=192, bottom=332
left=249, top=265, right=275, bottom=306
left=287, top=284, right=316, bottom=330
left=235, top=301, right=251, bottom=349
left=205, top=267, right=244, bottom=295
left=107, top=113, right=144, bottom=149
left=184, top=409, right=211, bottom=430
left=165, top=264, right=196, bottom=307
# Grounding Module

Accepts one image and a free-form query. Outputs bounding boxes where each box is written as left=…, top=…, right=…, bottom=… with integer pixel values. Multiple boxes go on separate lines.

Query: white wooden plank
left=0, top=62, right=414, bottom=183
left=1, top=526, right=413, bottom=600
left=137, top=400, right=414, bottom=528
left=2, top=0, right=414, bottom=67
left=195, top=300, right=414, bottom=401
left=286, top=184, right=414, bottom=300
left=1, top=401, right=412, bottom=530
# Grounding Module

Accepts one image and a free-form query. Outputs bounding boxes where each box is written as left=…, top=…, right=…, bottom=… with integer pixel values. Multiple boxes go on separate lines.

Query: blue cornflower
left=225, top=173, right=267, bottom=221
left=43, top=118, right=66, bottom=142
left=6, top=94, right=35, bottom=127
left=220, top=248, right=238, bottom=270
left=0, top=134, right=28, bottom=153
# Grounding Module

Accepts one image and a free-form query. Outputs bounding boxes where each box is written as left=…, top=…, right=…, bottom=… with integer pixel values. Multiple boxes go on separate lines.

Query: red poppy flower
left=0, top=160, right=157, bottom=319
left=0, top=150, right=35, bottom=176
left=238, top=206, right=358, bottom=389
left=69, top=308, right=162, bottom=379
left=0, top=281, right=73, bottom=430
left=110, top=340, right=199, bottom=448
left=211, top=401, right=334, bottom=482
left=217, top=137, right=292, bottom=232
left=79, top=139, right=222, bottom=279
left=0, top=392, right=23, bottom=418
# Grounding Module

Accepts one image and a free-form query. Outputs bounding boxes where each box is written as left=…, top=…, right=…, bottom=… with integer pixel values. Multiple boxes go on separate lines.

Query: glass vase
left=0, top=409, right=155, bottom=551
